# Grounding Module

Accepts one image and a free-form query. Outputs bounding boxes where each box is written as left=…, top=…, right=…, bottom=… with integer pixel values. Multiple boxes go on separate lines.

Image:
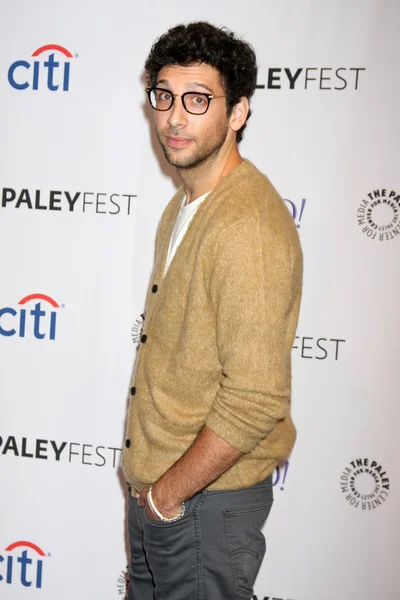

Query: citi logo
left=0, top=541, right=48, bottom=588
left=0, top=293, right=62, bottom=340
left=8, top=44, right=73, bottom=91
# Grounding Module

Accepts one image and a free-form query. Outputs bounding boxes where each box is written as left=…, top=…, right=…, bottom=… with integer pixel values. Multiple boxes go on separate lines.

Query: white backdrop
left=0, top=1, right=399, bottom=599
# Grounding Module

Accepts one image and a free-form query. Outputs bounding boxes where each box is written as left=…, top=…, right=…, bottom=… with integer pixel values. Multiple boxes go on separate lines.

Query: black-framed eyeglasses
left=146, top=87, right=226, bottom=115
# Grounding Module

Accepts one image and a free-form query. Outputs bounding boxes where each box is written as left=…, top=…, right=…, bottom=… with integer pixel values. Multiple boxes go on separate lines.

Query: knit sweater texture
left=122, top=159, right=303, bottom=493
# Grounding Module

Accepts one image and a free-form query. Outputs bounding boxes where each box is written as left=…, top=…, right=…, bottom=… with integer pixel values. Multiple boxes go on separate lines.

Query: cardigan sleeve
left=205, top=212, right=302, bottom=453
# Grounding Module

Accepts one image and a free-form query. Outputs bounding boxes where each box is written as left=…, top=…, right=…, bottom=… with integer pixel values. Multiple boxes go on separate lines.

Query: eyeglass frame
left=145, top=86, right=226, bottom=115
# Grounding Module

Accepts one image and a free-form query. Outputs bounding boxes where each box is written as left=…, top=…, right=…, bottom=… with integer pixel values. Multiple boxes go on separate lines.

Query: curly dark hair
left=144, top=22, right=258, bottom=143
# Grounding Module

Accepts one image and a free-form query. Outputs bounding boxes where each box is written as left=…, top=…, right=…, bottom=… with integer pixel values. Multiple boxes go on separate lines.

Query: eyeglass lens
left=150, top=89, right=210, bottom=115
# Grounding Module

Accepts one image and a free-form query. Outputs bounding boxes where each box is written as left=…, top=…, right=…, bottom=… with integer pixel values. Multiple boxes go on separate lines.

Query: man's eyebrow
left=156, top=79, right=214, bottom=93
left=186, top=81, right=214, bottom=93
left=155, top=79, right=170, bottom=88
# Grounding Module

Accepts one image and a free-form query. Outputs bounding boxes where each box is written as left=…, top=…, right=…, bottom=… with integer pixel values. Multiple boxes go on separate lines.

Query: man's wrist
left=151, top=480, right=184, bottom=516
left=148, top=486, right=185, bottom=521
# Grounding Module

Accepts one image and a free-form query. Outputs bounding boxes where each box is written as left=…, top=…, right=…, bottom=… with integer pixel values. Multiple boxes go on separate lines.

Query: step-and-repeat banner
left=0, top=1, right=398, bottom=599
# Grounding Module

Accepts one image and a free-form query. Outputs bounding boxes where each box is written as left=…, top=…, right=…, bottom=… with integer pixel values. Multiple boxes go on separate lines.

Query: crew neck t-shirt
left=164, top=191, right=210, bottom=275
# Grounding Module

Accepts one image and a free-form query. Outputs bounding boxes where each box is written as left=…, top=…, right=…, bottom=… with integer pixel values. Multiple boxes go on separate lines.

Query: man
left=122, top=22, right=303, bottom=600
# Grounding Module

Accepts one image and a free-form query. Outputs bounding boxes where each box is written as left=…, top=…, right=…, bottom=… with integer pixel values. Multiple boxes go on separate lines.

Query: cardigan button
left=141, top=334, right=147, bottom=343
left=151, top=284, right=158, bottom=293
left=130, top=386, right=136, bottom=396
left=125, top=439, right=131, bottom=448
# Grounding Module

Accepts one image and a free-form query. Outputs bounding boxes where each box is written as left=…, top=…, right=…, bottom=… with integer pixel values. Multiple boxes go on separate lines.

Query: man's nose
left=167, top=97, right=188, bottom=128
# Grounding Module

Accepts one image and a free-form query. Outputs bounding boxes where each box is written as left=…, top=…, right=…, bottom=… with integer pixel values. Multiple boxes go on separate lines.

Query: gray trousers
left=127, top=475, right=273, bottom=600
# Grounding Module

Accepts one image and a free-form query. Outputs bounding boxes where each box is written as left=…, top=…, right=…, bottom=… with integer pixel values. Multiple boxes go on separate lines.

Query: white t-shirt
left=164, top=191, right=210, bottom=275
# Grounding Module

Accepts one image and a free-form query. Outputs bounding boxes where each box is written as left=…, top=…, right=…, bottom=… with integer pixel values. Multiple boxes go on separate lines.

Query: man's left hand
left=136, top=488, right=161, bottom=521
left=136, top=487, right=183, bottom=522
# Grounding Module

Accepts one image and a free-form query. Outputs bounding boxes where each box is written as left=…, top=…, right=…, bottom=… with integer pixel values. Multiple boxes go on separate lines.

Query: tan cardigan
left=122, top=160, right=303, bottom=492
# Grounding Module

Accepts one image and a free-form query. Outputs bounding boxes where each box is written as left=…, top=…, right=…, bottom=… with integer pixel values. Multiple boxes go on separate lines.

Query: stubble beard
left=156, top=120, right=229, bottom=170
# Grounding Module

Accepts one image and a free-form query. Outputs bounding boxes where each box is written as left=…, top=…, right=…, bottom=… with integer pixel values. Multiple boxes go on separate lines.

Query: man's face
left=152, top=63, right=232, bottom=169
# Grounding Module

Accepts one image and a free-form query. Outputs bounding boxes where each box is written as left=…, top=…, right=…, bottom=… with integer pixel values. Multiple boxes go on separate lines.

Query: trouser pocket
left=224, top=501, right=273, bottom=598
left=140, top=494, right=205, bottom=600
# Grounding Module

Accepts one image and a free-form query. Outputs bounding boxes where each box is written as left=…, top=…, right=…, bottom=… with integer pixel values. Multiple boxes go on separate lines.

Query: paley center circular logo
left=116, top=566, right=129, bottom=598
left=357, top=189, right=400, bottom=241
left=131, top=313, right=145, bottom=348
left=340, top=458, right=390, bottom=510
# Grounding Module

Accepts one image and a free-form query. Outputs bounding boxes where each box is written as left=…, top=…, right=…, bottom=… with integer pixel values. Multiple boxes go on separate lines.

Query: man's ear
left=228, top=97, right=250, bottom=133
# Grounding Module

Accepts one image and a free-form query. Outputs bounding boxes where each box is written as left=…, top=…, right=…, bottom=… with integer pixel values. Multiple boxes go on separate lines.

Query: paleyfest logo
left=256, top=66, right=365, bottom=90
left=0, top=434, right=121, bottom=468
left=8, top=44, right=74, bottom=91
left=1, top=187, right=137, bottom=216
left=340, top=458, right=390, bottom=510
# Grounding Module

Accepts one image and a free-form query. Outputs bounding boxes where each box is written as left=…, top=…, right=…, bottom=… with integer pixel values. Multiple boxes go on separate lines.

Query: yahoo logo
left=0, top=293, right=62, bottom=340
left=0, top=541, right=48, bottom=588
left=284, top=198, right=306, bottom=228
left=273, top=460, right=290, bottom=491
left=8, top=44, right=73, bottom=91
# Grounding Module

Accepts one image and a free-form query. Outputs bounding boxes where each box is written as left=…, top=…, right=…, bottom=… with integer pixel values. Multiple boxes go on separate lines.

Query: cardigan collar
left=154, top=159, right=255, bottom=282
